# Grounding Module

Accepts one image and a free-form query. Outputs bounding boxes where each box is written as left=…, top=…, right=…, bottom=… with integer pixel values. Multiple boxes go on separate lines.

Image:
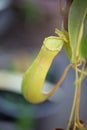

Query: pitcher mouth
left=43, top=36, right=64, bottom=52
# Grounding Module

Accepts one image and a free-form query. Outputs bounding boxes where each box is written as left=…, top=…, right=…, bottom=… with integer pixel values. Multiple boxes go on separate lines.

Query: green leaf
left=68, top=0, right=87, bottom=63
left=80, top=16, right=87, bottom=61
left=80, top=35, right=87, bottom=61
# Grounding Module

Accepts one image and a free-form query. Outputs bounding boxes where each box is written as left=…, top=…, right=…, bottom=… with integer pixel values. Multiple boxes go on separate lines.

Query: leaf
left=80, top=15, right=87, bottom=61
left=68, top=0, right=87, bottom=63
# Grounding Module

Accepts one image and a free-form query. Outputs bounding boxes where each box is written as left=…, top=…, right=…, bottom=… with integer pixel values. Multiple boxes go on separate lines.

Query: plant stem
left=72, top=66, right=79, bottom=130
left=75, top=63, right=85, bottom=129
left=77, top=68, right=87, bottom=76
left=48, top=64, right=72, bottom=96
left=67, top=62, right=87, bottom=130
left=58, top=0, right=73, bottom=31
left=67, top=66, right=78, bottom=130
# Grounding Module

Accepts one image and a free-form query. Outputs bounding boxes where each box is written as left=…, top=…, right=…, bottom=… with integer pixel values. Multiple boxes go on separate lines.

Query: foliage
left=0, top=0, right=86, bottom=130
left=22, top=0, right=87, bottom=129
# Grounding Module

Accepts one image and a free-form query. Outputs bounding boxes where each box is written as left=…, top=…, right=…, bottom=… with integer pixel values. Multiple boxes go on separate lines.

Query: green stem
left=77, top=68, right=87, bottom=76
left=67, top=66, right=78, bottom=130
left=73, top=66, right=79, bottom=130
left=73, top=67, right=78, bottom=130
left=75, top=63, right=85, bottom=129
